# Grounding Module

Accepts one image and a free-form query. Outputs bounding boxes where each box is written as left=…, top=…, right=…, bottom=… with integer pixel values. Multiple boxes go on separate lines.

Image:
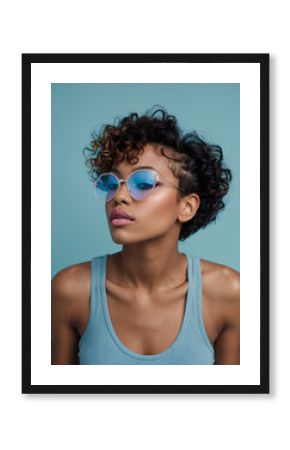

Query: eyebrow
left=111, top=165, right=157, bottom=175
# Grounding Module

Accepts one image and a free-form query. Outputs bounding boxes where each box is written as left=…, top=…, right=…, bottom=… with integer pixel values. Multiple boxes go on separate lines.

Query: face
left=105, top=143, right=191, bottom=245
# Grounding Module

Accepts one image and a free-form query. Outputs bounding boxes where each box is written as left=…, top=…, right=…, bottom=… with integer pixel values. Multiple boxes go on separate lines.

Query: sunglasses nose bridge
left=112, top=178, right=131, bottom=200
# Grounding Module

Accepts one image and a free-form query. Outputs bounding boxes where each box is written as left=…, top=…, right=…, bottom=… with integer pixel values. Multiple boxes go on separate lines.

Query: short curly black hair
left=83, top=106, right=232, bottom=241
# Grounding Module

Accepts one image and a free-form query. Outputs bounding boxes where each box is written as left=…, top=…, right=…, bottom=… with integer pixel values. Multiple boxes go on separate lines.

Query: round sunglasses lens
left=128, top=170, right=156, bottom=200
left=95, top=173, right=119, bottom=202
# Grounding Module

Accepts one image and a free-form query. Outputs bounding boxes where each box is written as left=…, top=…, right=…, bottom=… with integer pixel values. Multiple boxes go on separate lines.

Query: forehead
left=111, top=143, right=176, bottom=178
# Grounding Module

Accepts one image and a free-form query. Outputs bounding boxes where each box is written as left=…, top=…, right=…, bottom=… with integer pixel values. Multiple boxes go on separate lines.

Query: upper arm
left=51, top=268, right=81, bottom=365
left=214, top=268, right=240, bottom=365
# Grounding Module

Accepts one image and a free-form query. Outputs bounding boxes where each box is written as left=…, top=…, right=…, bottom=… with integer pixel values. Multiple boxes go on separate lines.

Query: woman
left=51, top=107, right=240, bottom=365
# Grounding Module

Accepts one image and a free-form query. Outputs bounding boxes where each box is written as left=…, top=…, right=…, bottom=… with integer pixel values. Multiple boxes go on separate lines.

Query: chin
left=111, top=235, right=126, bottom=244
left=110, top=231, right=164, bottom=246
left=111, top=235, right=137, bottom=245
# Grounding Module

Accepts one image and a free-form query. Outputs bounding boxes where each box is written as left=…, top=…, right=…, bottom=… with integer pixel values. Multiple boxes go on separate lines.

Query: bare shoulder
left=200, top=258, right=239, bottom=297
left=51, top=261, right=91, bottom=312
left=51, top=261, right=91, bottom=364
left=200, top=258, right=240, bottom=325
left=200, top=258, right=240, bottom=364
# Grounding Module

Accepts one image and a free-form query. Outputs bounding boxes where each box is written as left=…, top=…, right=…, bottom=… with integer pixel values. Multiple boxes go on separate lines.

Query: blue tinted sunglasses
left=93, top=169, right=184, bottom=203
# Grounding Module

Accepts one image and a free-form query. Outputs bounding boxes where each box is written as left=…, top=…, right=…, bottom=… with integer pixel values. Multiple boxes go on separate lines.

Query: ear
left=178, top=193, right=200, bottom=224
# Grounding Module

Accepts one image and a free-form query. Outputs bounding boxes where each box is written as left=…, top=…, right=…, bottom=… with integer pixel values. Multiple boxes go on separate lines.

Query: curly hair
left=82, top=106, right=232, bottom=241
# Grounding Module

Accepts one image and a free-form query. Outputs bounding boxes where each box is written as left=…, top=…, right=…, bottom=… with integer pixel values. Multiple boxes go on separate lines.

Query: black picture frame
left=22, top=53, right=269, bottom=394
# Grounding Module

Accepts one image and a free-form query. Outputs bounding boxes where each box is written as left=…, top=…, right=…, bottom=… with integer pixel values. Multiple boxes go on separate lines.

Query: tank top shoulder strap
left=189, top=253, right=215, bottom=354
left=78, top=255, right=102, bottom=345
left=91, top=255, right=103, bottom=320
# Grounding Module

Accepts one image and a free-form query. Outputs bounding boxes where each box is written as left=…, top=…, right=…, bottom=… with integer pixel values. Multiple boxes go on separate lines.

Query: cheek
left=140, top=191, right=179, bottom=218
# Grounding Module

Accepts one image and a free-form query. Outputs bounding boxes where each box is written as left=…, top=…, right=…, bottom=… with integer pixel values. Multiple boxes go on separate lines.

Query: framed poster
left=22, top=53, right=269, bottom=394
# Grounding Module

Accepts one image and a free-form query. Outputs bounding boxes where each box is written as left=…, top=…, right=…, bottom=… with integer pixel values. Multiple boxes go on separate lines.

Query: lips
left=110, top=209, right=135, bottom=221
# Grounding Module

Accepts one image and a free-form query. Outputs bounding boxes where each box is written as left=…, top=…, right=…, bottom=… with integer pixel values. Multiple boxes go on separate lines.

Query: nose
left=113, top=180, right=131, bottom=204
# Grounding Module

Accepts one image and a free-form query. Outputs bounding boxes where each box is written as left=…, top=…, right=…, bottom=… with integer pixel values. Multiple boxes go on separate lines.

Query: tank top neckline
left=99, top=252, right=194, bottom=361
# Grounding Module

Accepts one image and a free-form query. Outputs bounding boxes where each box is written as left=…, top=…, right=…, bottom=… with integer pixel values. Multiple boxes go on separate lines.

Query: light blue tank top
left=78, top=253, right=215, bottom=365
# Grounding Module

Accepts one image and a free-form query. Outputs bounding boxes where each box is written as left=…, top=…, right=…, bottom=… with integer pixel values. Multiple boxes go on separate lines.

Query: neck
left=114, top=241, right=187, bottom=294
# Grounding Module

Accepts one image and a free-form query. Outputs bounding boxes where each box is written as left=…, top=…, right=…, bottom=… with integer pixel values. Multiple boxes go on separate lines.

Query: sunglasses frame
left=93, top=168, right=185, bottom=203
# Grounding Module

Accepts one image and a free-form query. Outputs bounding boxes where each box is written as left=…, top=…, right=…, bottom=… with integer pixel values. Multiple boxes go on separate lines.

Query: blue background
left=51, top=83, right=240, bottom=278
